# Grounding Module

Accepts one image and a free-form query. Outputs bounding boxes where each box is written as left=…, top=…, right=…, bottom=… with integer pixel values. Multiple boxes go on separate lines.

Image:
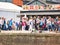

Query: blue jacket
left=9, top=20, right=13, bottom=26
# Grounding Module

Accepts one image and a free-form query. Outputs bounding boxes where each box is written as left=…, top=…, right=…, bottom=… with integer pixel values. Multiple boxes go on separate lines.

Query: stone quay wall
left=0, top=33, right=60, bottom=45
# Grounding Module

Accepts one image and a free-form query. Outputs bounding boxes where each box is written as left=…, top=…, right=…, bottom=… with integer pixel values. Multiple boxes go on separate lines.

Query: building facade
left=0, top=0, right=60, bottom=7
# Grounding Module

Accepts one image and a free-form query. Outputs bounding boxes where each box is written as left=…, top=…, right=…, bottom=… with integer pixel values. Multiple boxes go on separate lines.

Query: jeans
left=47, top=25, right=52, bottom=31
left=8, top=26, right=12, bottom=30
left=51, top=24, right=56, bottom=31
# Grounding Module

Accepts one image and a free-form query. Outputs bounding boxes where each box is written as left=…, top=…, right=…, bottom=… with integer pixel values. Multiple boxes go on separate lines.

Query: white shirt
left=47, top=19, right=51, bottom=25
left=29, top=19, right=33, bottom=26
left=0, top=19, right=3, bottom=25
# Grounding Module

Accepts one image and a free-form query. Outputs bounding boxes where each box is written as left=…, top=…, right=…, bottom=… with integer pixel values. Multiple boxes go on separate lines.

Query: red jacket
left=22, top=22, right=26, bottom=26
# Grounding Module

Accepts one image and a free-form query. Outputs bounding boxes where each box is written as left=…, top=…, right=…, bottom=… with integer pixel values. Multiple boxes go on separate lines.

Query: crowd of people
left=0, top=17, right=22, bottom=30
left=22, top=16, right=60, bottom=31
left=0, top=16, right=60, bottom=32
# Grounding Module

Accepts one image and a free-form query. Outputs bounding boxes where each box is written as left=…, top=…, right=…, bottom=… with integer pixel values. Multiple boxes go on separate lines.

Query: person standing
left=1, top=17, right=5, bottom=30
left=8, top=19, right=13, bottom=30
left=22, top=20, right=26, bottom=30
left=25, top=18, right=29, bottom=30
left=47, top=16, right=52, bottom=31
left=39, top=18, right=44, bottom=30
left=16, top=22, right=19, bottom=30
left=19, top=21, right=22, bottom=30
left=0, top=17, right=2, bottom=30
left=36, top=16, right=40, bottom=30
left=29, top=17, right=34, bottom=31
left=2, top=18, right=7, bottom=30
left=34, top=16, right=38, bottom=30
left=22, top=17, right=27, bottom=30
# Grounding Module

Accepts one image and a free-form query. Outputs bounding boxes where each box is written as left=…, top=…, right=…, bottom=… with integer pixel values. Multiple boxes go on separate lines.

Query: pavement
left=0, top=30, right=60, bottom=34
left=1, top=30, right=31, bottom=34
